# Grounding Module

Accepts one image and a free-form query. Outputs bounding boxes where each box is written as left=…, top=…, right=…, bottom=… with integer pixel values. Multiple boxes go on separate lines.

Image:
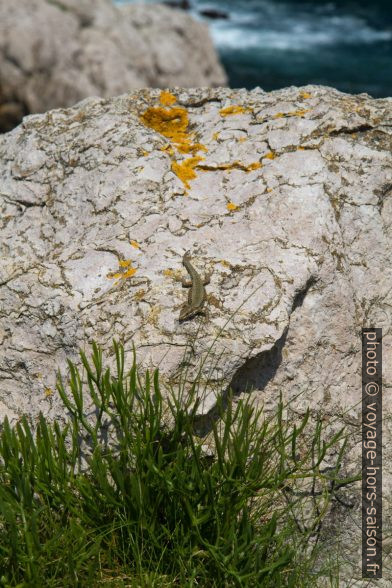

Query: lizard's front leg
left=182, top=273, right=210, bottom=287
left=203, top=272, right=212, bottom=286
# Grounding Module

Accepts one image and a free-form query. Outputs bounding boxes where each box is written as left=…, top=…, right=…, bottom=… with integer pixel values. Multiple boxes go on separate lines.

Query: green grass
left=0, top=341, right=358, bottom=587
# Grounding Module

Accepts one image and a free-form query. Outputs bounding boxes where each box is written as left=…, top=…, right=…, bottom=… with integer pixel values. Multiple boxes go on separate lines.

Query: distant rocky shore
left=0, top=0, right=227, bottom=132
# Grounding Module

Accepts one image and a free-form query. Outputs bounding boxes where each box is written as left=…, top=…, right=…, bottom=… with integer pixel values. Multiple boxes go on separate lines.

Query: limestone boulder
left=0, top=85, right=391, bottom=584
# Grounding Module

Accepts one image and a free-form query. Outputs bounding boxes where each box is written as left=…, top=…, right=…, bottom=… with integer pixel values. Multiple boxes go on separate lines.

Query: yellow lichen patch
left=220, top=259, right=231, bottom=267
left=212, top=131, right=220, bottom=141
left=140, top=98, right=207, bottom=189
left=264, top=152, right=276, bottom=160
left=141, top=105, right=189, bottom=144
left=130, top=240, right=140, bottom=249
left=164, top=268, right=183, bottom=281
left=160, top=144, right=175, bottom=157
left=107, top=261, right=137, bottom=280
left=163, top=268, right=175, bottom=278
left=177, top=142, right=207, bottom=155
left=273, top=109, right=309, bottom=119
left=147, top=305, right=161, bottom=328
left=227, top=202, right=239, bottom=211
left=141, top=104, right=207, bottom=156
left=237, top=137, right=247, bottom=143
left=160, top=90, right=177, bottom=106
left=266, top=187, right=273, bottom=192
left=290, top=108, right=309, bottom=117
left=44, top=387, right=53, bottom=397
left=245, top=161, right=262, bottom=170
left=122, top=268, right=137, bottom=279
left=172, top=156, right=204, bottom=189
left=299, top=91, right=312, bottom=99
left=107, top=271, right=123, bottom=279
left=197, top=160, right=261, bottom=172
left=134, top=289, right=146, bottom=301
left=220, top=105, right=251, bottom=117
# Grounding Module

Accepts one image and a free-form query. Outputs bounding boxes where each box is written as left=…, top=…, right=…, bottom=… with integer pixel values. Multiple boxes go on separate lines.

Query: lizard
left=179, top=250, right=211, bottom=322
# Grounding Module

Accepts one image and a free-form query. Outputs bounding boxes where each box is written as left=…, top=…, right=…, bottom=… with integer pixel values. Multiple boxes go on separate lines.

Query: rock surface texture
left=0, top=0, right=227, bottom=131
left=1, top=85, right=392, bottom=584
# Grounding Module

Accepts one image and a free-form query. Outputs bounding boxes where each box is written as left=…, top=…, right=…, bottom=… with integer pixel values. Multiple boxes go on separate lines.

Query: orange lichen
left=227, top=202, right=239, bottom=211
left=122, top=268, right=137, bottom=279
left=177, top=142, right=207, bottom=155
left=107, top=272, right=123, bottom=279
left=273, top=109, right=309, bottom=119
left=220, top=105, right=251, bottom=116
left=264, top=152, right=276, bottom=160
left=140, top=97, right=260, bottom=191
left=290, top=109, right=309, bottom=117
left=172, top=156, right=204, bottom=189
left=245, top=161, right=262, bottom=170
left=107, top=260, right=137, bottom=281
left=299, top=91, right=312, bottom=99
left=141, top=105, right=189, bottom=145
left=160, top=144, right=175, bottom=157
left=140, top=102, right=206, bottom=155
left=130, top=240, right=140, bottom=249
left=160, top=90, right=177, bottom=106
left=140, top=97, right=207, bottom=189
left=197, top=160, right=261, bottom=172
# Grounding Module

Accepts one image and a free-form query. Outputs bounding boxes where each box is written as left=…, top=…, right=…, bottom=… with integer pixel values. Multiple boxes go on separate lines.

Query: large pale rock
left=0, top=0, right=227, bottom=131
left=0, top=85, right=391, bottom=584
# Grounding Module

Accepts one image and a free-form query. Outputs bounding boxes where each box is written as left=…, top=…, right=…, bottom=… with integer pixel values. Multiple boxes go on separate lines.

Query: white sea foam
left=114, top=1, right=392, bottom=53
left=210, top=13, right=392, bottom=52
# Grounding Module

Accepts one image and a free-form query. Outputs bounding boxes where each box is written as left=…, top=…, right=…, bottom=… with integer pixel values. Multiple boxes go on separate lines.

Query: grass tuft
left=0, top=341, right=356, bottom=586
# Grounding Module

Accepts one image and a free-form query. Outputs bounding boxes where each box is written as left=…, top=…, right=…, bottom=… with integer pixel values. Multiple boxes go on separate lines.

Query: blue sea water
left=115, top=0, right=392, bottom=97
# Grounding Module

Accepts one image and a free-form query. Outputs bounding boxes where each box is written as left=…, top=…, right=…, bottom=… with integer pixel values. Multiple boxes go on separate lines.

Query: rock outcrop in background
left=0, top=85, right=391, bottom=583
left=0, top=0, right=227, bottom=132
